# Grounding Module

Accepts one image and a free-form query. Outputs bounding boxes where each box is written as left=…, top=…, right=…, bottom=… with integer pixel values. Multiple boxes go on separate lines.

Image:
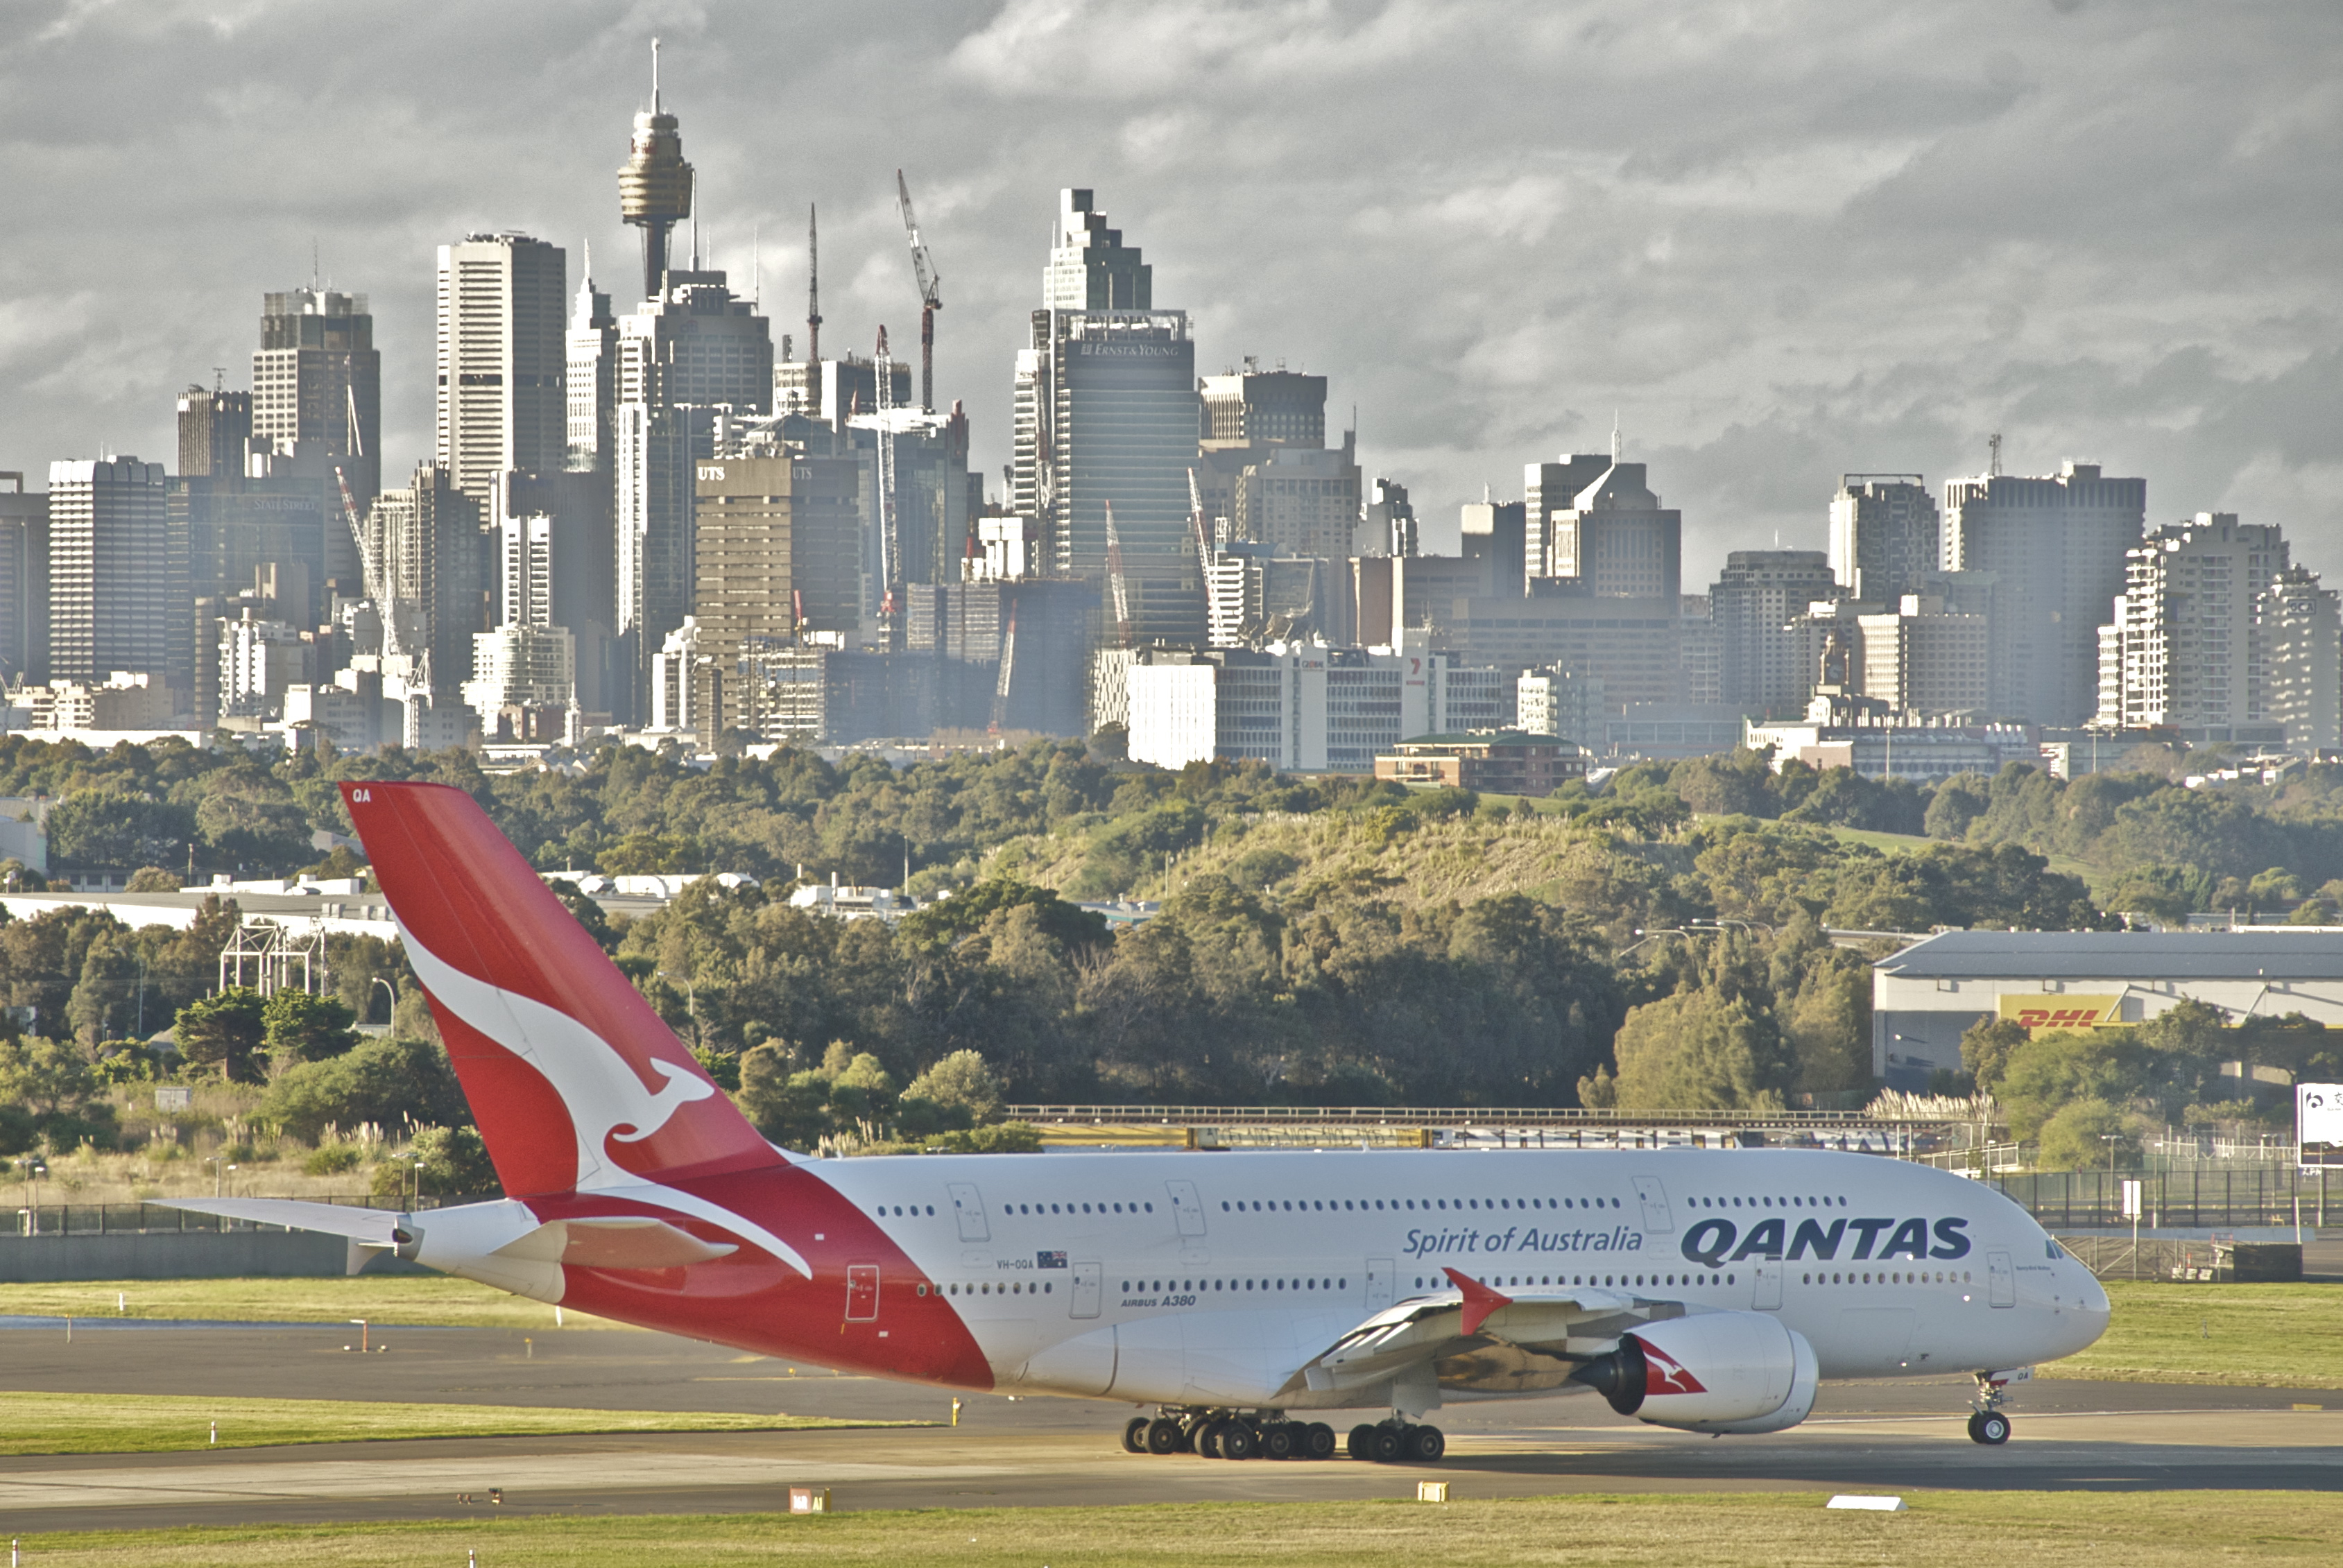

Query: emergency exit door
left=1071, top=1261, right=1103, bottom=1319
left=845, top=1264, right=879, bottom=1322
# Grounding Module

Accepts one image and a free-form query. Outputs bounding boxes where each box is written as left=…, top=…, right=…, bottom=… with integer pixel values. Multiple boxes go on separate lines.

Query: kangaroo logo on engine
left=1679, top=1216, right=1971, bottom=1268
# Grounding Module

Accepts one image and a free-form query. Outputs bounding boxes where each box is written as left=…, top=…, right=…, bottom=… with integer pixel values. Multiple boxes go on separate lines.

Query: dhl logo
left=1996, top=994, right=2121, bottom=1031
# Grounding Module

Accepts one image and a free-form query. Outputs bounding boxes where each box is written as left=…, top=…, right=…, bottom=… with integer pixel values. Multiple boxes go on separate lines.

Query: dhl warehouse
left=1872, top=930, right=2343, bottom=1091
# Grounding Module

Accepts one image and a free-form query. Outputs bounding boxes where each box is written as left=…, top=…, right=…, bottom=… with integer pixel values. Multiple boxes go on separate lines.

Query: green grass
left=10, top=1493, right=2343, bottom=1567
left=0, top=1275, right=627, bottom=1329
left=1825, top=825, right=1936, bottom=854
left=2043, top=1280, right=2343, bottom=1386
left=0, top=1392, right=914, bottom=1456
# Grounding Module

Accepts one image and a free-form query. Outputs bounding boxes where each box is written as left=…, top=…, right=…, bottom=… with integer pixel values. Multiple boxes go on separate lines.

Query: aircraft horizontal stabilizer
left=154, top=1198, right=401, bottom=1247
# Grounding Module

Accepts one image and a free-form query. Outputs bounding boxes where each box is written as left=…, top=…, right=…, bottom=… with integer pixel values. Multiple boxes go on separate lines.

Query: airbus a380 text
left=177, top=782, right=2109, bottom=1464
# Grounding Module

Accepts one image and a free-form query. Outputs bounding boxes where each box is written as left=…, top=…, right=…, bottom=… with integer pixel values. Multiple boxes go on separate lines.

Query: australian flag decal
left=1036, top=1250, right=1068, bottom=1269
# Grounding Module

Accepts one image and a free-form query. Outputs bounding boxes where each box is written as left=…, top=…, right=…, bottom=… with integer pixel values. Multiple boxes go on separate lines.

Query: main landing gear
left=1117, top=1411, right=1350, bottom=1460
left=1966, top=1371, right=2014, bottom=1445
left=1348, top=1420, right=1446, bottom=1463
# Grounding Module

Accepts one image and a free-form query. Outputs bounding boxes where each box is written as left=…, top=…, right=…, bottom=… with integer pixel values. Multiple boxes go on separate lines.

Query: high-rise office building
left=1943, top=461, right=2144, bottom=724
left=1857, top=595, right=1993, bottom=716
left=366, top=461, right=481, bottom=699
left=1460, top=499, right=1526, bottom=599
left=607, top=265, right=775, bottom=718
left=1710, top=550, right=1839, bottom=714
left=2097, top=511, right=2287, bottom=732
left=1524, top=455, right=1612, bottom=585
left=436, top=234, right=569, bottom=506
left=463, top=512, right=575, bottom=733
left=252, top=287, right=380, bottom=510
left=565, top=260, right=618, bottom=474
left=177, top=386, right=252, bottom=479
left=1200, top=368, right=1325, bottom=447
left=47, top=457, right=182, bottom=691
left=1011, top=189, right=1203, bottom=642
left=2267, top=566, right=2341, bottom=752
left=0, top=473, right=47, bottom=684
left=1528, top=456, right=1681, bottom=599
left=1829, top=475, right=1939, bottom=602
left=687, top=448, right=863, bottom=731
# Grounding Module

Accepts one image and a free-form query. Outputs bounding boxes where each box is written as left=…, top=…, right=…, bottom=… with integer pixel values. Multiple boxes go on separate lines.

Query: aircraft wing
left=1287, top=1267, right=1679, bottom=1399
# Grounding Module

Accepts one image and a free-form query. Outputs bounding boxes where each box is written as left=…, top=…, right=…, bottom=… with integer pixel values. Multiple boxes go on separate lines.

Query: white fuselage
left=813, top=1146, right=2109, bottom=1409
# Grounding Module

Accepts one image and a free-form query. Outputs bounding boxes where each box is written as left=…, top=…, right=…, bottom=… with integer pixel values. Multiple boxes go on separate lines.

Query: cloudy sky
left=6, top=0, right=2339, bottom=584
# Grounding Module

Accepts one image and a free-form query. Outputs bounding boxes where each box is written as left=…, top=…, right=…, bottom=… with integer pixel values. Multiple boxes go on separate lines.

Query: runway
left=3, top=1323, right=2339, bottom=1533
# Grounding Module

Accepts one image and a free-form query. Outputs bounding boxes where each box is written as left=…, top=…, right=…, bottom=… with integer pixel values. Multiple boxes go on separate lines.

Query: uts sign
left=1679, top=1216, right=1971, bottom=1268
left=1996, top=994, right=2122, bottom=1031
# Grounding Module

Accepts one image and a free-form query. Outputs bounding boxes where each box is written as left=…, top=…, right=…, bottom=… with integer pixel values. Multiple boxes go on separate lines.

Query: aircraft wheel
left=1147, top=1418, right=1183, bottom=1455
left=1219, top=1421, right=1261, bottom=1461
left=1122, top=1417, right=1150, bottom=1454
left=1347, top=1423, right=1377, bottom=1459
left=1408, top=1424, right=1447, bottom=1463
left=1368, top=1424, right=1405, bottom=1463
left=1262, top=1423, right=1297, bottom=1461
left=1198, top=1421, right=1226, bottom=1459
left=1971, top=1411, right=2011, bottom=1445
left=1305, top=1422, right=1337, bottom=1460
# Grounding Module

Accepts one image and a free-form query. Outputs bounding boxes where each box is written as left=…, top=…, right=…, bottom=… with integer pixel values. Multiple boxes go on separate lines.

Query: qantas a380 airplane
left=173, top=783, right=2109, bottom=1463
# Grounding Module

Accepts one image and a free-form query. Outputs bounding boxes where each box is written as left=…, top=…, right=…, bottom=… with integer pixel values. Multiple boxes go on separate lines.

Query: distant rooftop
left=1879, top=929, right=2343, bottom=983
left=1394, top=731, right=1579, bottom=751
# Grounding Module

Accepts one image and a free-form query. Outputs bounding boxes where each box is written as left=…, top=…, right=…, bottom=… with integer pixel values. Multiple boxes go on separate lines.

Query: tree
left=173, top=988, right=268, bottom=1083
left=413, top=1125, right=500, bottom=1196
left=257, top=1035, right=470, bottom=1142
left=1959, top=1017, right=2029, bottom=1094
left=262, top=988, right=361, bottom=1064
left=44, top=791, right=194, bottom=868
left=2037, top=1097, right=2140, bottom=1171
left=65, top=932, right=141, bottom=1045
left=900, top=1049, right=1005, bottom=1132
left=1610, top=990, right=1792, bottom=1110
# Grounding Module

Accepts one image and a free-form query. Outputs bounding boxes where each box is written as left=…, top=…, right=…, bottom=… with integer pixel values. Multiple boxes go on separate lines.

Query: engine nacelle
left=1570, top=1311, right=1818, bottom=1433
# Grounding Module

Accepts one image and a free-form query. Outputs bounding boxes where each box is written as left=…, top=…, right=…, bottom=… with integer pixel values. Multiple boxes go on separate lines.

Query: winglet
left=1443, top=1267, right=1513, bottom=1336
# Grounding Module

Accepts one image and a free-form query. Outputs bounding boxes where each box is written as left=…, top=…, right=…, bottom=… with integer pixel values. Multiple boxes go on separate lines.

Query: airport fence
left=1993, top=1164, right=2337, bottom=1230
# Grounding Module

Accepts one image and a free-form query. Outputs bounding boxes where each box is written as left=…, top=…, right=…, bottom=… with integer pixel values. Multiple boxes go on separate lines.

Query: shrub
left=257, top=1035, right=470, bottom=1144
left=302, top=1144, right=363, bottom=1176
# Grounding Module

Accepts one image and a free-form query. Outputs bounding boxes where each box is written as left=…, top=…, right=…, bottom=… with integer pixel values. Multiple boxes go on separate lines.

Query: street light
left=370, top=976, right=396, bottom=1026
left=2100, top=1132, right=2122, bottom=1218
left=204, top=1155, right=237, bottom=1198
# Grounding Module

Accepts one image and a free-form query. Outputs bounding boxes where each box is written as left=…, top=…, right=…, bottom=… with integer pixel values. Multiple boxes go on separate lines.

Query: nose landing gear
left=1967, top=1370, right=2018, bottom=1445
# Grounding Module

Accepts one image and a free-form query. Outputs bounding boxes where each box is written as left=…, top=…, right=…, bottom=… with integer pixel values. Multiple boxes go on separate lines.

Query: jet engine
left=1569, top=1311, right=1818, bottom=1434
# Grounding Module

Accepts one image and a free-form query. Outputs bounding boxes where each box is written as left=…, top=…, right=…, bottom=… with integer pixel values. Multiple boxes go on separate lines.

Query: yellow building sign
left=1997, top=994, right=2124, bottom=1031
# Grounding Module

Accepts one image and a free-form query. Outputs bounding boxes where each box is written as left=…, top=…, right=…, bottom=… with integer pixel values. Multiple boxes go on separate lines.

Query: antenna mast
left=1988, top=432, right=2003, bottom=477
left=895, top=170, right=943, bottom=414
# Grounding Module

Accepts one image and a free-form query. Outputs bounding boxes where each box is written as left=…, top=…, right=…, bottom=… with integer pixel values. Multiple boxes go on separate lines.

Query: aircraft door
left=1365, top=1258, right=1395, bottom=1313
left=1633, top=1175, right=1674, bottom=1233
left=1750, top=1261, right=1783, bottom=1311
left=1165, top=1180, right=1207, bottom=1237
left=1071, top=1261, right=1103, bottom=1319
left=947, top=1182, right=989, bottom=1243
left=845, top=1264, right=879, bottom=1322
left=1987, top=1249, right=2016, bottom=1308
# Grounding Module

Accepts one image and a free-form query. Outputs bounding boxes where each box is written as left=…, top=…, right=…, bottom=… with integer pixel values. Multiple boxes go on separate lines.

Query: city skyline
left=4, top=1, right=2337, bottom=587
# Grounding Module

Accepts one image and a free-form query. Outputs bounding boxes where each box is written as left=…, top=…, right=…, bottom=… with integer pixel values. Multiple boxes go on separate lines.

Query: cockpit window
left=2046, top=1240, right=2065, bottom=1259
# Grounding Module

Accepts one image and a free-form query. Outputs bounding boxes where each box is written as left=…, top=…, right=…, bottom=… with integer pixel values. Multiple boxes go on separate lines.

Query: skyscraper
left=1536, top=460, right=1681, bottom=600
left=252, top=287, right=380, bottom=510
left=610, top=265, right=773, bottom=717
left=1710, top=549, right=1839, bottom=714
left=1943, top=462, right=2145, bottom=724
left=47, top=457, right=182, bottom=689
left=366, top=461, right=481, bottom=700
left=2098, top=511, right=2287, bottom=732
left=1829, top=475, right=1939, bottom=601
left=1523, top=455, right=1612, bottom=585
left=436, top=234, right=569, bottom=506
left=566, top=258, right=618, bottom=474
left=0, top=473, right=47, bottom=684
left=177, top=386, right=251, bottom=479
left=1011, top=189, right=1203, bottom=642
left=2267, top=566, right=2340, bottom=752
left=688, top=447, right=863, bottom=730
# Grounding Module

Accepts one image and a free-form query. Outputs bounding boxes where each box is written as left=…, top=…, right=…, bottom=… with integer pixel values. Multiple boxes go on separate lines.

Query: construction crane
left=1104, top=499, right=1134, bottom=648
left=333, top=467, right=398, bottom=660
left=895, top=170, right=943, bottom=414
left=874, top=327, right=900, bottom=630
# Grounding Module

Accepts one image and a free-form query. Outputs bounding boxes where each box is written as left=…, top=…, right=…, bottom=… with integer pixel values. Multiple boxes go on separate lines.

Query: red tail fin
left=342, top=782, right=779, bottom=1198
